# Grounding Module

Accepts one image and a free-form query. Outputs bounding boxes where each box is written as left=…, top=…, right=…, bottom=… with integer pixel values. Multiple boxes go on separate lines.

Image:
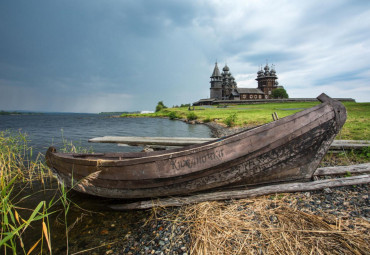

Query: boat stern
left=317, top=93, right=347, bottom=130
left=45, top=146, right=57, bottom=169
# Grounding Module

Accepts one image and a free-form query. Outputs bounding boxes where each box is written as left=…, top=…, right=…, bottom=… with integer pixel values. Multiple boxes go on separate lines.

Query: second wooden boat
left=46, top=93, right=346, bottom=199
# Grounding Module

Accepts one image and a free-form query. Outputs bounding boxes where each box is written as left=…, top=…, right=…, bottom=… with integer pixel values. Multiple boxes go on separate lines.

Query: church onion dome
left=257, top=69, right=264, bottom=78
left=270, top=65, right=277, bottom=77
left=223, top=64, right=229, bottom=72
left=264, top=64, right=270, bottom=75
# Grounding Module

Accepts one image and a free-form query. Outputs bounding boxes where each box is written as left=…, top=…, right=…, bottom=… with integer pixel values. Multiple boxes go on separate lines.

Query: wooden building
left=210, top=63, right=237, bottom=100
left=236, top=88, right=266, bottom=100
left=255, top=64, right=279, bottom=99
left=209, top=62, right=280, bottom=101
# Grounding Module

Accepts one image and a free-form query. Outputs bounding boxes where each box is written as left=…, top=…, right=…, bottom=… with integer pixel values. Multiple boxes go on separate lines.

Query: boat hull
left=46, top=94, right=346, bottom=199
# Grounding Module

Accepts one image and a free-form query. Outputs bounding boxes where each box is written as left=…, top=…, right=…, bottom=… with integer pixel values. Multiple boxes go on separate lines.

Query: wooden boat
left=46, top=93, right=347, bottom=199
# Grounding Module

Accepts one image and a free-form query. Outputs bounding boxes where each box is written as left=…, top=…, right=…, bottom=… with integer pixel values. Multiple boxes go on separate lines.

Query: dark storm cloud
left=0, top=0, right=208, bottom=112
left=0, top=1, right=196, bottom=83
left=0, top=0, right=369, bottom=113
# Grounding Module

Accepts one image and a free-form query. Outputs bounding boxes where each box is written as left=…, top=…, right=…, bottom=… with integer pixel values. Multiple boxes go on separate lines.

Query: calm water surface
left=0, top=114, right=212, bottom=154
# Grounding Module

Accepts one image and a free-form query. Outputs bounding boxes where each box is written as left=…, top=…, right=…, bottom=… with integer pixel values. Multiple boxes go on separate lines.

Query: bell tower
left=210, top=62, right=222, bottom=99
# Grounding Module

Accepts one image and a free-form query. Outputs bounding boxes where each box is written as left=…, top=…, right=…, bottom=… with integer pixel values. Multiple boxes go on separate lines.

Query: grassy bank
left=122, top=101, right=370, bottom=140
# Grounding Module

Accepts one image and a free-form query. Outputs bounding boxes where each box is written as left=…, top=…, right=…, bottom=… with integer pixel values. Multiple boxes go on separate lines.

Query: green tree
left=271, top=88, right=289, bottom=99
left=155, top=101, right=167, bottom=112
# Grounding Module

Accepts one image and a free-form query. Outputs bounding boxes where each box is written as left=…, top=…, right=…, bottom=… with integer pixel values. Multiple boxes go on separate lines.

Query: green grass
left=338, top=102, right=370, bottom=140
left=121, top=101, right=370, bottom=140
left=0, top=131, right=53, bottom=254
left=0, top=130, right=87, bottom=254
left=186, top=112, right=198, bottom=121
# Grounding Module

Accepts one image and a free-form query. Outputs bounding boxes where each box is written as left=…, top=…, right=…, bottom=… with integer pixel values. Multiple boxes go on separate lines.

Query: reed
left=0, top=131, right=54, bottom=254
left=60, top=128, right=93, bottom=154
left=0, top=130, right=80, bottom=254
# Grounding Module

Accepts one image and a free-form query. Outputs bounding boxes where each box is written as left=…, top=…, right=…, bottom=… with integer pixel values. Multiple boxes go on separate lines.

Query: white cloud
left=189, top=0, right=370, bottom=102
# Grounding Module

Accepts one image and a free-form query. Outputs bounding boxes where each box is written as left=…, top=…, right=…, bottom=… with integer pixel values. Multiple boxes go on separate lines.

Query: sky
left=1, top=0, right=369, bottom=113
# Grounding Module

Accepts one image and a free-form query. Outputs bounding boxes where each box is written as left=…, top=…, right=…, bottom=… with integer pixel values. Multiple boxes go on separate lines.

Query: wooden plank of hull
left=49, top=107, right=335, bottom=180
left=46, top=94, right=347, bottom=199
left=89, top=138, right=370, bottom=151
left=52, top=117, right=335, bottom=189
left=51, top=119, right=339, bottom=198
left=48, top=102, right=334, bottom=180
left=89, top=136, right=215, bottom=146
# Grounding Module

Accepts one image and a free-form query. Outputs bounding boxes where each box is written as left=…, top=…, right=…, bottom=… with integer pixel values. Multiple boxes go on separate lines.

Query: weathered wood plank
left=110, top=174, right=370, bottom=210
left=88, top=136, right=216, bottom=146
left=314, top=163, right=370, bottom=176
left=89, top=136, right=369, bottom=150
left=333, top=140, right=370, bottom=144
left=330, top=140, right=370, bottom=150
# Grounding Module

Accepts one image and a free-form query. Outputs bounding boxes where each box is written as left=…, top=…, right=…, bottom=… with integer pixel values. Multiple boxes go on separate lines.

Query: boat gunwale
left=51, top=117, right=336, bottom=188
left=49, top=100, right=332, bottom=168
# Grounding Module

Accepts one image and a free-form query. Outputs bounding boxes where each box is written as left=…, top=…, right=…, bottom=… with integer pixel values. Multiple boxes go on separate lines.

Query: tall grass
left=0, top=130, right=81, bottom=254
left=0, top=130, right=54, bottom=254
left=59, top=128, right=93, bottom=154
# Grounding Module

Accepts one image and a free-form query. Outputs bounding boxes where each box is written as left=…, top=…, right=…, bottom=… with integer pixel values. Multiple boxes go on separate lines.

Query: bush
left=187, top=112, right=198, bottom=121
left=168, top=111, right=179, bottom=120
left=155, top=101, right=167, bottom=112
left=203, top=117, right=212, bottom=123
left=224, top=113, right=237, bottom=127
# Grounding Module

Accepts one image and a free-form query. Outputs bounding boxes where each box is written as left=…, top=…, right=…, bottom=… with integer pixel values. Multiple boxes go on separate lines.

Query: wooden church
left=209, top=62, right=281, bottom=101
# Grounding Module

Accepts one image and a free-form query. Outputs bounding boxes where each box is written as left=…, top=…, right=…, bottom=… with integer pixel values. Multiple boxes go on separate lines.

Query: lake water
left=0, top=114, right=212, bottom=155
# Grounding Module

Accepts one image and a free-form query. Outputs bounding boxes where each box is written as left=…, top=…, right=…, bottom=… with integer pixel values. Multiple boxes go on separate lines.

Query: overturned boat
left=46, top=94, right=346, bottom=199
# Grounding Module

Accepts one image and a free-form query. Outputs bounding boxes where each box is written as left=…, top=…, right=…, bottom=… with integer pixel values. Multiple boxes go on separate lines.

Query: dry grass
left=175, top=196, right=369, bottom=255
